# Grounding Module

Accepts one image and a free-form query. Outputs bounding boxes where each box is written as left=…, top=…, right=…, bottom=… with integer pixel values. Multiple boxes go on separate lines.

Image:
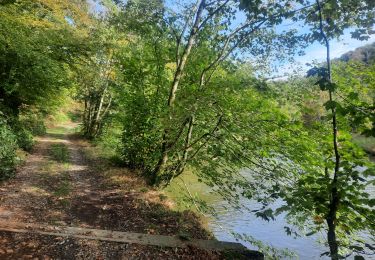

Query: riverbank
left=0, top=122, right=242, bottom=259
left=163, top=137, right=375, bottom=259
left=353, top=134, right=375, bottom=157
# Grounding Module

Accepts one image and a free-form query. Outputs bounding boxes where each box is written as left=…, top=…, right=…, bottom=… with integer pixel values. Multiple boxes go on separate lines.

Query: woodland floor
left=0, top=122, right=223, bottom=259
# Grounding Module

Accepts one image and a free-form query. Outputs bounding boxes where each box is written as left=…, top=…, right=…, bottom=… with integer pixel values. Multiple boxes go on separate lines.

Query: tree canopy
left=0, top=0, right=374, bottom=259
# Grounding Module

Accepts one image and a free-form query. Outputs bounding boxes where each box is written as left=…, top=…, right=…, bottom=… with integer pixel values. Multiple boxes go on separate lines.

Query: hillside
left=339, top=42, right=375, bottom=63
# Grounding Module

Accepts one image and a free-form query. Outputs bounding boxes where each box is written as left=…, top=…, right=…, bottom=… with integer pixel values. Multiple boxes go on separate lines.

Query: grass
left=45, top=96, right=82, bottom=126
left=37, top=161, right=71, bottom=197
left=47, top=125, right=79, bottom=135
left=37, top=159, right=72, bottom=208
left=164, top=170, right=219, bottom=213
left=54, top=182, right=71, bottom=197
left=67, top=111, right=81, bottom=123
left=50, top=143, right=70, bottom=162
left=55, top=188, right=71, bottom=208
left=53, top=173, right=71, bottom=197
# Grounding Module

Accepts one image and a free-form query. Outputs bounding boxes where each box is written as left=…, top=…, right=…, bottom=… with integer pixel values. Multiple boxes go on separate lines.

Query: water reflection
left=166, top=160, right=374, bottom=259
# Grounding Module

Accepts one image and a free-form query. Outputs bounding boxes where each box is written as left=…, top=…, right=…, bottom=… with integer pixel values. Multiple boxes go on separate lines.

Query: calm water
left=208, top=198, right=328, bottom=259
left=167, top=164, right=375, bottom=259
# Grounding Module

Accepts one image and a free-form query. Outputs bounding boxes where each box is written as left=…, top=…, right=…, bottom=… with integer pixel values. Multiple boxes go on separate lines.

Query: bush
left=14, top=126, right=34, bottom=152
left=120, top=113, right=162, bottom=171
left=9, top=115, right=36, bottom=152
left=0, top=119, right=18, bottom=180
left=19, top=112, right=47, bottom=136
left=95, top=124, right=122, bottom=159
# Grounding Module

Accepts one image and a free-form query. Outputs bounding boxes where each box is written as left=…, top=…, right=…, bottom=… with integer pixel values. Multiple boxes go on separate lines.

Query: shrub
left=14, top=127, right=34, bottom=152
left=19, top=112, right=47, bottom=136
left=0, top=119, right=18, bottom=180
left=0, top=112, right=43, bottom=153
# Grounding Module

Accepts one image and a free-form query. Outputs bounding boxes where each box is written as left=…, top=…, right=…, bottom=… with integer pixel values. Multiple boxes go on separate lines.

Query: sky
left=273, top=28, right=375, bottom=77
left=88, top=0, right=107, bottom=15
left=88, top=0, right=374, bottom=76
left=295, top=30, right=375, bottom=64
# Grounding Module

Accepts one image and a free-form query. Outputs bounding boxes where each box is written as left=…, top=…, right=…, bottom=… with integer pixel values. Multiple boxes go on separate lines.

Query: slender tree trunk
left=86, top=99, right=92, bottom=136
left=177, top=114, right=195, bottom=175
left=95, top=88, right=107, bottom=127
left=167, top=0, right=206, bottom=107
left=87, top=99, right=96, bottom=138
left=83, top=99, right=88, bottom=133
left=151, top=0, right=206, bottom=182
left=92, top=85, right=110, bottom=137
left=151, top=118, right=190, bottom=184
left=317, top=1, right=340, bottom=259
left=151, top=134, right=168, bottom=184
left=327, top=201, right=339, bottom=259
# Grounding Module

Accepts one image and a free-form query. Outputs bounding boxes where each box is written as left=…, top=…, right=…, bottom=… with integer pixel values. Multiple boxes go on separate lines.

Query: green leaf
left=324, top=100, right=337, bottom=110
left=326, top=82, right=338, bottom=92
left=347, top=92, right=359, bottom=101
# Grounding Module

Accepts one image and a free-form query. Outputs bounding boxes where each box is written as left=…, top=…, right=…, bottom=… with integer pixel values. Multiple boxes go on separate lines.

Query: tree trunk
left=94, top=88, right=106, bottom=129
left=151, top=0, right=206, bottom=181
left=327, top=195, right=339, bottom=260
left=316, top=1, right=340, bottom=259
left=176, top=114, right=195, bottom=175
left=167, top=0, right=206, bottom=107
left=151, top=117, right=190, bottom=185
left=150, top=134, right=169, bottom=184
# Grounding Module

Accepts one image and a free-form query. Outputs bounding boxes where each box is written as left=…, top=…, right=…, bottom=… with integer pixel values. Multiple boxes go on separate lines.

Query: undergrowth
left=50, top=143, right=70, bottom=162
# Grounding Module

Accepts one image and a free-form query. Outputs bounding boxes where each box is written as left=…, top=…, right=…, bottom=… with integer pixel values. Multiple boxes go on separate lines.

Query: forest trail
left=0, top=122, right=103, bottom=226
left=0, top=123, right=255, bottom=259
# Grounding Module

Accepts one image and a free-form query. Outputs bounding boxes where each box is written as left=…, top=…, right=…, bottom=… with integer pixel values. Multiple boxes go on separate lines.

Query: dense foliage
left=1, top=0, right=374, bottom=259
left=0, top=0, right=92, bottom=176
left=0, top=116, right=17, bottom=180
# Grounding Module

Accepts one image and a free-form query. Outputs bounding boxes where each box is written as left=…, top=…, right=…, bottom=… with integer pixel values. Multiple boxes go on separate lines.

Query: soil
left=0, top=123, right=223, bottom=259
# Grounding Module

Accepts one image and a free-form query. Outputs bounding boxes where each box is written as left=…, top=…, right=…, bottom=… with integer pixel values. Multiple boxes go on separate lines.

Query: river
left=166, top=163, right=374, bottom=259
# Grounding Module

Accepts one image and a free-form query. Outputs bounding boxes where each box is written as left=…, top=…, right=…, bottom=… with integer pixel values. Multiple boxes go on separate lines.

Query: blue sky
left=296, top=30, right=374, bottom=63
left=88, top=0, right=107, bottom=14
left=274, top=27, right=375, bottom=76
left=89, top=0, right=374, bottom=75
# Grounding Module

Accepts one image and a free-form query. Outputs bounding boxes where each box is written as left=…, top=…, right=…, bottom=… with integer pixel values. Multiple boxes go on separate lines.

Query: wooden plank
left=0, top=221, right=263, bottom=258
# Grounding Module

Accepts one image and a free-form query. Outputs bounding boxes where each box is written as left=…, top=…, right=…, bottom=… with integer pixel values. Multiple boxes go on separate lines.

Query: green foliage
left=303, top=0, right=374, bottom=41
left=91, top=123, right=123, bottom=163
left=111, top=1, right=171, bottom=170
left=50, top=143, right=69, bottom=163
left=19, top=112, right=47, bottom=136
left=0, top=1, right=86, bottom=115
left=332, top=61, right=375, bottom=136
left=0, top=0, right=373, bottom=258
left=270, top=57, right=375, bottom=258
left=13, top=124, right=34, bottom=152
left=0, top=117, right=17, bottom=180
left=0, top=0, right=93, bottom=178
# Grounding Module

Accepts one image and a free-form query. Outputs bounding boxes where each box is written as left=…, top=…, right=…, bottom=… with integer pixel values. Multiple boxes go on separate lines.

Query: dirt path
left=0, top=123, right=224, bottom=259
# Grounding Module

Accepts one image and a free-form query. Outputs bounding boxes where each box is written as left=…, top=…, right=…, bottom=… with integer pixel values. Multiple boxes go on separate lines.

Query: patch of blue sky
left=87, top=0, right=374, bottom=77
left=88, top=0, right=108, bottom=15
left=263, top=16, right=375, bottom=77
left=274, top=28, right=375, bottom=77
left=64, top=16, right=75, bottom=26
